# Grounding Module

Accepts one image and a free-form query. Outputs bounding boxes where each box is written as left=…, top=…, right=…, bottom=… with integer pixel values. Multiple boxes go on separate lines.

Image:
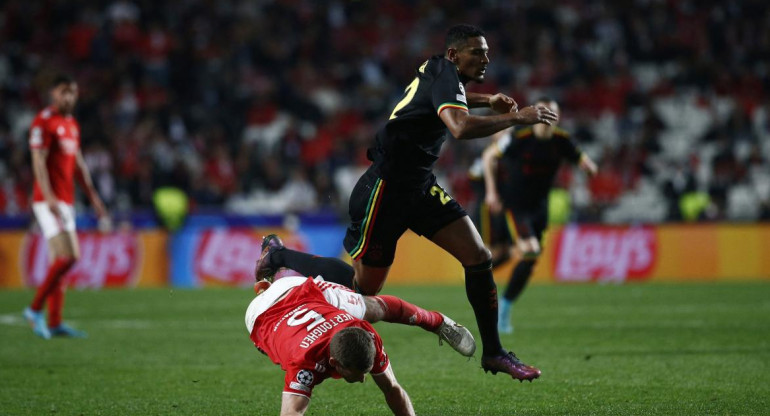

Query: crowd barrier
left=1, top=223, right=767, bottom=288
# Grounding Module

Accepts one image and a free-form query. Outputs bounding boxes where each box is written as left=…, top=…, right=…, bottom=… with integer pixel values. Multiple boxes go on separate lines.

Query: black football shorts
left=503, top=199, right=548, bottom=243
left=343, top=167, right=467, bottom=267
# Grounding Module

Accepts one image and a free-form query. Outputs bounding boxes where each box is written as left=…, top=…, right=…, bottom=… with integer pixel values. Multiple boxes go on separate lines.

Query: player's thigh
left=532, top=202, right=549, bottom=244
left=343, top=169, right=407, bottom=268
left=508, top=207, right=542, bottom=256
left=321, top=283, right=367, bottom=319
left=34, top=202, right=78, bottom=260
left=48, top=232, right=79, bottom=261
left=490, top=209, right=512, bottom=246
left=430, top=216, right=490, bottom=266
left=409, top=181, right=467, bottom=238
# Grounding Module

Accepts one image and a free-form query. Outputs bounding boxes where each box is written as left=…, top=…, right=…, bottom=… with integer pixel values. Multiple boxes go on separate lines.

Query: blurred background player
left=482, top=97, right=598, bottom=333
left=468, top=129, right=514, bottom=269
left=23, top=75, right=111, bottom=339
left=246, top=276, right=418, bottom=415
left=255, top=24, right=556, bottom=381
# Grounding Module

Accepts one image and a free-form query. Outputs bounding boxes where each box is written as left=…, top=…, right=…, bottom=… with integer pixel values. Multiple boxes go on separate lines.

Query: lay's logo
left=194, top=229, right=308, bottom=286
left=552, top=225, right=657, bottom=282
left=23, top=232, right=140, bottom=288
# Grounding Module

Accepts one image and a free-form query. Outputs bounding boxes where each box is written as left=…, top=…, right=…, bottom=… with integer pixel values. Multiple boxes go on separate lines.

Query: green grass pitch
left=1, top=282, right=769, bottom=415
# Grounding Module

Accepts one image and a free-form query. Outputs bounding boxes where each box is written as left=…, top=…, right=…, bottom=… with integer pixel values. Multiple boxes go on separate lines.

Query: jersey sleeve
left=495, top=133, right=512, bottom=156
left=29, top=115, right=50, bottom=150
left=283, top=366, right=322, bottom=399
left=432, top=65, right=468, bottom=116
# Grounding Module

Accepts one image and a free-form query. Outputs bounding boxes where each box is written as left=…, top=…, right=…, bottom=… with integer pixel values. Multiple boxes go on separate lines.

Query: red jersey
left=250, top=278, right=389, bottom=398
left=29, top=107, right=80, bottom=204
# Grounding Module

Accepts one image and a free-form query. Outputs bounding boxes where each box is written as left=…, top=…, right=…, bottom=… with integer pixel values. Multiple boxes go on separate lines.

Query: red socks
left=373, top=295, right=443, bottom=332
left=30, top=257, right=75, bottom=326
left=47, top=285, right=65, bottom=328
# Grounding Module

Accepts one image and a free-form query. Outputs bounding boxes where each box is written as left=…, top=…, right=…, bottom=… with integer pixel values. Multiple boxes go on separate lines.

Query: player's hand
left=489, top=93, right=518, bottom=114
left=97, top=215, right=113, bottom=234
left=580, top=155, right=599, bottom=177
left=46, top=199, right=62, bottom=220
left=485, top=192, right=503, bottom=214
left=516, top=105, right=558, bottom=125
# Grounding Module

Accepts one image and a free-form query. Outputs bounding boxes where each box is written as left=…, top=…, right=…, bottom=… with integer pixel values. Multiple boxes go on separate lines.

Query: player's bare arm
left=372, top=366, right=415, bottom=416
left=481, top=144, right=503, bottom=214
left=579, top=153, right=599, bottom=177
left=439, top=105, right=557, bottom=141
left=467, top=92, right=518, bottom=113
left=279, top=393, right=310, bottom=416
left=31, top=147, right=61, bottom=219
left=75, top=150, right=110, bottom=222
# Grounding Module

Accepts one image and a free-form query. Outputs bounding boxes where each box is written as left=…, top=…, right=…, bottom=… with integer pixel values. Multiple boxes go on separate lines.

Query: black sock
left=271, top=249, right=354, bottom=288
left=464, top=260, right=503, bottom=356
left=503, top=260, right=535, bottom=301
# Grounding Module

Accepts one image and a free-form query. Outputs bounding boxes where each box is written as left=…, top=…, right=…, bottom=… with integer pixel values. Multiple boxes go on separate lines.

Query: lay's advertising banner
left=169, top=225, right=346, bottom=287
left=386, top=224, right=770, bottom=284
left=0, top=230, right=168, bottom=288
left=1, top=223, right=768, bottom=288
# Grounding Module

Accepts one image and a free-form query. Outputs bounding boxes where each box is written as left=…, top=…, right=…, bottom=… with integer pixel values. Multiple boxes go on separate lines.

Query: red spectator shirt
left=250, top=278, right=389, bottom=399
left=29, top=107, right=80, bottom=204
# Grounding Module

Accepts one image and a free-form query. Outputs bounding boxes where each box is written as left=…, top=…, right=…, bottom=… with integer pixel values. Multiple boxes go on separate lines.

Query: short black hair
left=330, top=327, right=376, bottom=372
left=52, top=74, right=75, bottom=89
left=445, top=24, right=485, bottom=50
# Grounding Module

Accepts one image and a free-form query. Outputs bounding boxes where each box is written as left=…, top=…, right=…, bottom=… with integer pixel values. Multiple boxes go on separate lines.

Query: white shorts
left=245, top=275, right=367, bottom=333
left=32, top=201, right=76, bottom=240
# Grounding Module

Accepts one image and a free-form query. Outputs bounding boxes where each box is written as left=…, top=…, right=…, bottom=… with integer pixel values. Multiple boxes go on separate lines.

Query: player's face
left=336, top=365, right=369, bottom=383
left=51, top=82, right=78, bottom=114
left=454, top=37, right=490, bottom=82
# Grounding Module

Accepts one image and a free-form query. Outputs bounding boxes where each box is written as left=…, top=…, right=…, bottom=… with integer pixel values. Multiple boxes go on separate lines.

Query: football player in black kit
left=255, top=24, right=558, bottom=381
left=482, top=97, right=598, bottom=334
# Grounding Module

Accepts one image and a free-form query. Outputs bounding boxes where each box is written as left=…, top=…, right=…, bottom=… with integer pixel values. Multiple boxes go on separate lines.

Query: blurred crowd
left=1, top=0, right=769, bottom=223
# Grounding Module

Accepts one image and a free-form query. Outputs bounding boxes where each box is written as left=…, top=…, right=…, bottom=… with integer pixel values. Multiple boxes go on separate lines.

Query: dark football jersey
left=368, top=55, right=468, bottom=188
left=496, top=127, right=582, bottom=206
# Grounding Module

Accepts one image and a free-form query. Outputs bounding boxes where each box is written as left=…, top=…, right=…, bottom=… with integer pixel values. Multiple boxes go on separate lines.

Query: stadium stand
left=1, top=0, right=768, bottom=222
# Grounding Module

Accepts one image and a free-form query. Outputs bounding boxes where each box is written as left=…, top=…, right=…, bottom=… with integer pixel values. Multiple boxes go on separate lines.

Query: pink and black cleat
left=481, top=351, right=541, bottom=382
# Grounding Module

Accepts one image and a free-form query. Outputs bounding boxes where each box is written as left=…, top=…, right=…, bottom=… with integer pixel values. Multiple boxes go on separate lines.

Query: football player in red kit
left=24, top=75, right=111, bottom=339
left=247, top=277, right=414, bottom=416
left=246, top=274, right=476, bottom=415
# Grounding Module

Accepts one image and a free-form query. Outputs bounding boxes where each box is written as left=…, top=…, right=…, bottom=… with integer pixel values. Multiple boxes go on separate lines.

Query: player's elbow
left=451, top=127, right=476, bottom=141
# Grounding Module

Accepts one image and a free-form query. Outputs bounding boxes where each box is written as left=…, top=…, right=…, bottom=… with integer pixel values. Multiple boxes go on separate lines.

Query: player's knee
left=462, top=246, right=492, bottom=271
left=466, top=246, right=492, bottom=266
left=55, top=256, right=77, bottom=271
left=517, top=238, right=540, bottom=260
left=353, top=278, right=379, bottom=296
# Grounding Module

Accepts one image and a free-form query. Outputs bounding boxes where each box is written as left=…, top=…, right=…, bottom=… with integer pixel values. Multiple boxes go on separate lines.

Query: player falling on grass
left=255, top=24, right=557, bottom=381
left=247, top=271, right=475, bottom=416
left=482, top=97, right=598, bottom=333
left=23, top=75, right=111, bottom=339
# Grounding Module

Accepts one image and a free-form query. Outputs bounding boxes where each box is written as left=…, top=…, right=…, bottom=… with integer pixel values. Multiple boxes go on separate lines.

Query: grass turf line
left=0, top=283, right=768, bottom=415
